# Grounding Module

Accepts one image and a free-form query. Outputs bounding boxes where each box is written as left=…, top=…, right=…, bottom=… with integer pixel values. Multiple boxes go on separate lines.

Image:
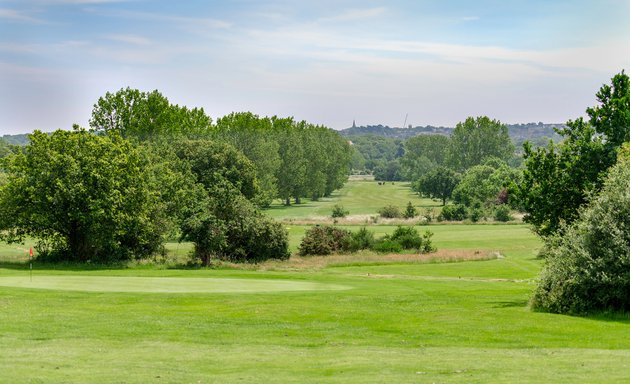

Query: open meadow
left=1, top=180, right=629, bottom=383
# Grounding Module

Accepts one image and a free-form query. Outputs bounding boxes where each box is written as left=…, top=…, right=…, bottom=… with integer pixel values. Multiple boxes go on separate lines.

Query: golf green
left=0, top=275, right=350, bottom=293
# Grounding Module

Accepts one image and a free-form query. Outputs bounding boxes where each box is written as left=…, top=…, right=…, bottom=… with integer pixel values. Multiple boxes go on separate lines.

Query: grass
left=265, top=178, right=441, bottom=221
left=0, top=180, right=628, bottom=382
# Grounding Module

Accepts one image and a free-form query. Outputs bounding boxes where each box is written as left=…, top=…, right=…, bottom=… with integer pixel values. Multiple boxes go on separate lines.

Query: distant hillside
left=1, top=134, right=30, bottom=145
left=339, top=122, right=565, bottom=142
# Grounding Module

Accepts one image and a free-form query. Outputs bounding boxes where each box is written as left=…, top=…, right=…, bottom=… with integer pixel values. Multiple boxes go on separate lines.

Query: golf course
left=1, top=179, right=629, bottom=383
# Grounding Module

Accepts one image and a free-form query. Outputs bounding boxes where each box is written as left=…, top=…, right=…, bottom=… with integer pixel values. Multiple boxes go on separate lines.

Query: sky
left=1, top=0, right=630, bottom=134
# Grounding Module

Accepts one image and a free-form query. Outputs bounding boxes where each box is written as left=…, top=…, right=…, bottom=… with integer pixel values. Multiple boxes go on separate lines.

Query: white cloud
left=318, top=7, right=387, bottom=23
left=103, top=34, right=151, bottom=45
left=0, top=8, right=44, bottom=23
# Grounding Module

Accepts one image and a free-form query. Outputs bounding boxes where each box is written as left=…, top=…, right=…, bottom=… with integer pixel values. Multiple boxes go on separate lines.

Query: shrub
left=403, top=201, right=417, bottom=219
left=372, top=238, right=403, bottom=253
left=298, top=225, right=351, bottom=256
left=469, top=207, right=485, bottom=223
left=438, top=204, right=468, bottom=221
left=331, top=204, right=349, bottom=218
left=378, top=205, right=402, bottom=218
left=530, top=160, right=630, bottom=314
left=347, top=227, right=375, bottom=252
left=390, top=226, right=423, bottom=249
left=493, top=205, right=512, bottom=222
left=372, top=226, right=436, bottom=254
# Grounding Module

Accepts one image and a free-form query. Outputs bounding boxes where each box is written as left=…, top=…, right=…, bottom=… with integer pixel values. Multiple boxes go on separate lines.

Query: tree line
left=0, top=88, right=352, bottom=264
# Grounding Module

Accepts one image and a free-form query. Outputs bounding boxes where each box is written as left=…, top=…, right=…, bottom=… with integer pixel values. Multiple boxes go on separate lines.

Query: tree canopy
left=447, top=116, right=514, bottom=171
left=414, top=166, right=460, bottom=206
left=530, top=158, right=630, bottom=314
left=513, top=71, right=630, bottom=236
left=0, top=129, right=171, bottom=262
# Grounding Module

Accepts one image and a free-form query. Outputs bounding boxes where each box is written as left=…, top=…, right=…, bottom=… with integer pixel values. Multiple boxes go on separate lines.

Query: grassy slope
left=1, top=181, right=629, bottom=383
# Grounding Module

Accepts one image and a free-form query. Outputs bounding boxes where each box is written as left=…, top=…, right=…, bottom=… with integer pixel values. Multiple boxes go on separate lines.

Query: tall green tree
left=530, top=158, right=630, bottom=314
left=452, top=158, right=521, bottom=208
left=513, top=71, right=630, bottom=237
left=447, top=116, right=514, bottom=171
left=214, top=112, right=281, bottom=207
left=0, top=129, right=170, bottom=262
left=90, top=87, right=212, bottom=140
left=414, top=166, right=460, bottom=205
left=275, top=117, right=308, bottom=205
left=400, top=134, right=449, bottom=180
left=173, top=140, right=288, bottom=264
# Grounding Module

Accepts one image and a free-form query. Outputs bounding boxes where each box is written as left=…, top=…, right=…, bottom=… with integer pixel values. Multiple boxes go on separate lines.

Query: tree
left=414, top=166, right=460, bottom=205
left=400, top=134, right=449, bottom=180
left=587, top=70, right=630, bottom=148
left=373, top=159, right=403, bottom=181
left=447, top=116, right=514, bottom=171
left=90, top=87, right=212, bottom=140
left=452, top=158, right=521, bottom=208
left=214, top=112, right=281, bottom=207
left=172, top=139, right=259, bottom=200
left=275, top=117, right=307, bottom=205
left=173, top=140, right=288, bottom=264
left=0, top=129, right=170, bottom=262
left=513, top=71, right=630, bottom=237
left=530, top=159, right=630, bottom=314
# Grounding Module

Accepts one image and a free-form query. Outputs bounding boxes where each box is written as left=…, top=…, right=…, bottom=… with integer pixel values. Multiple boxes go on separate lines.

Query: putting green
left=0, top=276, right=349, bottom=293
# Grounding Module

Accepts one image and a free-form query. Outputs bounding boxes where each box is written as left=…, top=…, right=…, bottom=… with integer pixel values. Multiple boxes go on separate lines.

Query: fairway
left=0, top=275, right=348, bottom=293
left=2, top=224, right=630, bottom=383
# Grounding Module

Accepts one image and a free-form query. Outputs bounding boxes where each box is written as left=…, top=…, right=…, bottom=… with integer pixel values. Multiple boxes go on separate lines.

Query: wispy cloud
left=103, top=34, right=151, bottom=45
left=84, top=8, right=232, bottom=29
left=318, top=7, right=387, bottom=23
left=0, top=8, right=44, bottom=23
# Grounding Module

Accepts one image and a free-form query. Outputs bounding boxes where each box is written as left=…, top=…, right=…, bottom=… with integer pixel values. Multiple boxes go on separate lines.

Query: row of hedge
left=299, top=225, right=435, bottom=256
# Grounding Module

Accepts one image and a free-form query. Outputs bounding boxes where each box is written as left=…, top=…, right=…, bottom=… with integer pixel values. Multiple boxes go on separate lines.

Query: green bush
left=372, top=226, right=436, bottom=254
left=403, top=201, right=417, bottom=219
left=469, top=207, right=485, bottom=223
left=298, top=225, right=351, bottom=256
left=438, top=204, right=468, bottom=221
left=530, top=160, right=630, bottom=314
left=493, top=205, right=513, bottom=222
left=378, top=205, right=402, bottom=218
left=390, top=226, right=423, bottom=249
left=331, top=204, right=349, bottom=218
left=373, top=238, right=403, bottom=253
left=347, top=227, right=375, bottom=252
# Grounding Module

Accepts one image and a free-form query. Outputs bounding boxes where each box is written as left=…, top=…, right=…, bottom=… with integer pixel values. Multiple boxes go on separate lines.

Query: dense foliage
left=447, top=116, right=514, bottom=171
left=452, top=158, right=521, bottom=216
left=0, top=130, right=170, bottom=262
left=400, top=134, right=449, bottom=180
left=514, top=71, right=630, bottom=236
left=530, top=159, right=630, bottom=314
left=298, top=225, right=435, bottom=256
left=414, top=166, right=460, bottom=206
left=0, top=86, right=356, bottom=264
left=91, top=90, right=352, bottom=207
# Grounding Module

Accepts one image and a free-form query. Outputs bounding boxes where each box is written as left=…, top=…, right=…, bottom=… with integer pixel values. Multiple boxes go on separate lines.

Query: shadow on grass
left=0, top=260, right=130, bottom=271
left=492, top=299, right=529, bottom=309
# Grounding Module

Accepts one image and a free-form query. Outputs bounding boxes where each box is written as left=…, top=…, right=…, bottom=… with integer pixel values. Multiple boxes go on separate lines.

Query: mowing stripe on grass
left=0, top=276, right=350, bottom=293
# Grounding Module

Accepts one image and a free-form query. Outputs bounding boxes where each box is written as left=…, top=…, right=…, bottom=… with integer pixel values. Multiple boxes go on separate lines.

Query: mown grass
left=1, top=181, right=628, bottom=382
left=265, top=178, right=442, bottom=221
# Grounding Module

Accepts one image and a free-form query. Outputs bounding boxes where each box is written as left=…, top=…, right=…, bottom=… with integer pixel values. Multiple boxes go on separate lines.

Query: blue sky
left=1, top=0, right=629, bottom=134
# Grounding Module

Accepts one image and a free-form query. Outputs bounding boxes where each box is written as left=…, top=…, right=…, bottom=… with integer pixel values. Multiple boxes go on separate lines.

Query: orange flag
left=29, top=247, right=33, bottom=258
